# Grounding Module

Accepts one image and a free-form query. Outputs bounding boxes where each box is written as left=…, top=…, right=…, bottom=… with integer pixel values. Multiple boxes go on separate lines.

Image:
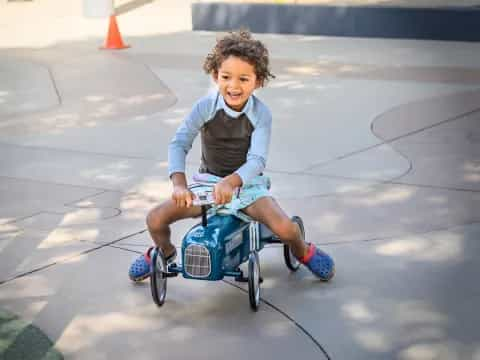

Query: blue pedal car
left=150, top=185, right=304, bottom=311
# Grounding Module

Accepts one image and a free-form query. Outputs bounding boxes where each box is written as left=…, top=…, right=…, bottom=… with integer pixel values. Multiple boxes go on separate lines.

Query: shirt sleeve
left=235, top=105, right=272, bottom=184
left=168, top=98, right=210, bottom=177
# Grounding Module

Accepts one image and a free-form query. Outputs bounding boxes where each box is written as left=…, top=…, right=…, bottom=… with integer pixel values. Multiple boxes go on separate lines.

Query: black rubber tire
left=284, top=216, right=304, bottom=272
left=150, top=247, right=167, bottom=307
left=248, top=251, right=261, bottom=311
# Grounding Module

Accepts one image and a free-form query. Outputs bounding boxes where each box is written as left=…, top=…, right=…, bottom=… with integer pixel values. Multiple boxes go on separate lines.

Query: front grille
left=184, top=244, right=211, bottom=277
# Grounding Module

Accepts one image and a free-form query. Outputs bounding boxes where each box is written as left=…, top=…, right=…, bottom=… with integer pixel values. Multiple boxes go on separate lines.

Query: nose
left=230, top=78, right=240, bottom=88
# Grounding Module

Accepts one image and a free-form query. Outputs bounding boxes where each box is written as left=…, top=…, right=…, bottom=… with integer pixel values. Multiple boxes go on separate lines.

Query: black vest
left=199, top=110, right=253, bottom=177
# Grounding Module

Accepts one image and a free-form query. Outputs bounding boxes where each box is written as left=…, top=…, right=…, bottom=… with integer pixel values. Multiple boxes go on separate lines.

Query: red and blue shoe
left=299, top=243, right=335, bottom=281
left=128, top=246, right=177, bottom=282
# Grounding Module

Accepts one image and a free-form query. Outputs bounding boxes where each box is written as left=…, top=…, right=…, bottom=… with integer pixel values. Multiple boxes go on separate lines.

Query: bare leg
left=242, top=197, right=308, bottom=259
left=146, top=199, right=202, bottom=257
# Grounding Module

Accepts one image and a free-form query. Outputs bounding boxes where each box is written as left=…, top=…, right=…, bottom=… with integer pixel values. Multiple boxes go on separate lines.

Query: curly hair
left=203, top=29, right=275, bottom=87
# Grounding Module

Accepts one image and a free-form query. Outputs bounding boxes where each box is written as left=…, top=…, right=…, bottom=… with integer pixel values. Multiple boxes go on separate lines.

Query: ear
left=212, top=72, right=219, bottom=84
left=255, top=78, right=262, bottom=89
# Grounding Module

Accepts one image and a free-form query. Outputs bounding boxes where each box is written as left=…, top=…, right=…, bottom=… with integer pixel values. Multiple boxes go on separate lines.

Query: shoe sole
left=318, top=265, right=335, bottom=282
left=130, top=273, right=150, bottom=282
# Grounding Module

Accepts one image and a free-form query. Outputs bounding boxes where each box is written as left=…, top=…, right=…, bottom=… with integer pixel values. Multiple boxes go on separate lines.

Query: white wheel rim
left=254, top=258, right=260, bottom=304
left=156, top=253, right=167, bottom=301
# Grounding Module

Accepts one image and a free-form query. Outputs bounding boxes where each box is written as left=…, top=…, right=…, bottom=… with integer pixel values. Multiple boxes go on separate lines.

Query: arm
left=169, top=98, right=211, bottom=207
left=234, top=105, right=272, bottom=184
left=168, top=98, right=210, bottom=177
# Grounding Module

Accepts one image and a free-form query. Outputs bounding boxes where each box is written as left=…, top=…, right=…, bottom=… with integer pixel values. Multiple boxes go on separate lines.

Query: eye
left=221, top=75, right=229, bottom=80
left=240, top=78, right=249, bottom=82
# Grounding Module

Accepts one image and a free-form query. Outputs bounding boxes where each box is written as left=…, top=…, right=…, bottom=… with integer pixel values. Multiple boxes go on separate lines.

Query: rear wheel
left=150, top=247, right=167, bottom=307
left=248, top=251, right=261, bottom=311
left=284, top=216, right=303, bottom=272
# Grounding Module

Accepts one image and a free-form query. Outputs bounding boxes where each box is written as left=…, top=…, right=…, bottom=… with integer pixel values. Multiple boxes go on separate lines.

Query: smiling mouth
left=228, top=92, right=242, bottom=100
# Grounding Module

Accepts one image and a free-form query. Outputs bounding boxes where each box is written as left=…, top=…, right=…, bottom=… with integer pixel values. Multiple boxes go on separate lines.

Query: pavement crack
left=0, top=229, right=147, bottom=286
left=304, top=97, right=480, bottom=175
left=318, top=220, right=480, bottom=247
left=47, top=64, right=62, bottom=107
left=3, top=211, right=44, bottom=225
left=62, top=190, right=110, bottom=207
left=300, top=173, right=480, bottom=195
left=372, top=106, right=480, bottom=145
left=222, top=279, right=332, bottom=360
left=0, top=175, right=122, bottom=193
left=0, top=141, right=158, bottom=161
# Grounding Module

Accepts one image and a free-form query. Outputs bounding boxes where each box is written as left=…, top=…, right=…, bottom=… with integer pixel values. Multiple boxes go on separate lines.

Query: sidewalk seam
left=0, top=229, right=147, bottom=286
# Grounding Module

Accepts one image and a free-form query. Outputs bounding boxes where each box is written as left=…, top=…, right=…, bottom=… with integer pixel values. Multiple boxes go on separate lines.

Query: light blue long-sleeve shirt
left=168, top=91, right=272, bottom=184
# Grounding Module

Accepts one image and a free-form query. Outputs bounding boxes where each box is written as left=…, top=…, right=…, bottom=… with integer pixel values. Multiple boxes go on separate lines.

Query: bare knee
left=146, top=204, right=170, bottom=232
left=271, top=218, right=299, bottom=242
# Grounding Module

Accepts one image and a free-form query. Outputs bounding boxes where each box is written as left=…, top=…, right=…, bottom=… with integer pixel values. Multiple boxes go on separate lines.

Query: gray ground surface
left=1, top=1, right=480, bottom=360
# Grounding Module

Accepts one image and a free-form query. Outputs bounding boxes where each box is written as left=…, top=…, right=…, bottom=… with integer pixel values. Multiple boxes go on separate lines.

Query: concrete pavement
left=1, top=1, right=480, bottom=359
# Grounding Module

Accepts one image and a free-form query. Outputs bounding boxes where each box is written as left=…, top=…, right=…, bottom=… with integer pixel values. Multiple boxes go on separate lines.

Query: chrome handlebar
left=192, top=189, right=215, bottom=206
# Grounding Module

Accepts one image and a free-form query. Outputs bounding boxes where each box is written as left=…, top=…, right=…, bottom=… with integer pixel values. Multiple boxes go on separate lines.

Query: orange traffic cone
left=102, top=15, right=129, bottom=50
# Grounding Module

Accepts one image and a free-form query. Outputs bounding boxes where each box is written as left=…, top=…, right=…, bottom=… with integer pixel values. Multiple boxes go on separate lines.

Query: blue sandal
left=128, top=246, right=177, bottom=282
left=299, top=243, right=335, bottom=281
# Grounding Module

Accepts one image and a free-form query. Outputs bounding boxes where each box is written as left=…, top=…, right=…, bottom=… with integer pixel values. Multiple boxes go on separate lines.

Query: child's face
left=214, top=55, right=260, bottom=111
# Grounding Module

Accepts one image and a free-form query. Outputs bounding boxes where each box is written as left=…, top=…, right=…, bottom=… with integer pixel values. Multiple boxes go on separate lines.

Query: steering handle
left=192, top=190, right=215, bottom=206
left=189, top=184, right=239, bottom=226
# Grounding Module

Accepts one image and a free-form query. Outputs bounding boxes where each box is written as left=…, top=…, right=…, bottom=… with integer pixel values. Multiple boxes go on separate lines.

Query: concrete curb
left=192, top=3, right=480, bottom=42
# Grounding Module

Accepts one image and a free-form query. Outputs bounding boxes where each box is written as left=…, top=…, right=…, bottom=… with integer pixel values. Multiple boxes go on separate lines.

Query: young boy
left=129, top=30, right=334, bottom=282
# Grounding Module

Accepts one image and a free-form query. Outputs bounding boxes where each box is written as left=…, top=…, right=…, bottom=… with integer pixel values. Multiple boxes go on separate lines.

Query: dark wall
left=192, top=3, right=480, bottom=42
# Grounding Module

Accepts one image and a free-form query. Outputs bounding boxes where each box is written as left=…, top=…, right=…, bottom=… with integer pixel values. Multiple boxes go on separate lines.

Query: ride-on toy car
left=150, top=184, right=304, bottom=311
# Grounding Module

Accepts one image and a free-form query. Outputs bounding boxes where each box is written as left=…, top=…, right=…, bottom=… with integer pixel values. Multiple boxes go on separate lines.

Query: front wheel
left=248, top=251, right=261, bottom=311
left=284, top=216, right=304, bottom=272
left=150, top=247, right=167, bottom=307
